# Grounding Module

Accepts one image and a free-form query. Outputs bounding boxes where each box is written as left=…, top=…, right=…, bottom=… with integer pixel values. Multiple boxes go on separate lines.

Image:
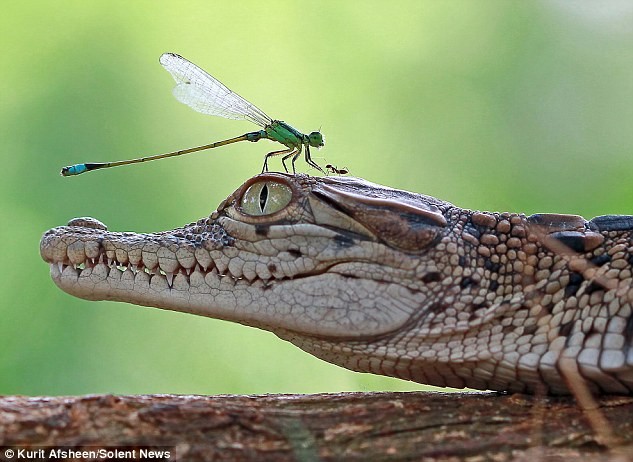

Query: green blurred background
left=2, top=1, right=632, bottom=396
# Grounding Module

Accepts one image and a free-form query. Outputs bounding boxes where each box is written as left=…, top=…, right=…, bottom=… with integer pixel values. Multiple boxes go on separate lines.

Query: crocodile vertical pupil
left=259, top=184, right=269, bottom=213
left=240, top=181, right=293, bottom=216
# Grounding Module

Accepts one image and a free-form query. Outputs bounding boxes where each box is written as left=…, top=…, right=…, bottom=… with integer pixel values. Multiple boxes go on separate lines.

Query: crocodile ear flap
left=313, top=185, right=447, bottom=252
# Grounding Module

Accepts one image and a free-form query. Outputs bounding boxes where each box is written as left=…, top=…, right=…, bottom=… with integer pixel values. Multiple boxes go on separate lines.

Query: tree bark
left=1, top=392, right=632, bottom=461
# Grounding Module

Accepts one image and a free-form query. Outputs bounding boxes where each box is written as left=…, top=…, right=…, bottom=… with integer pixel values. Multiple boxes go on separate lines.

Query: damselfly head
left=308, top=131, right=325, bottom=148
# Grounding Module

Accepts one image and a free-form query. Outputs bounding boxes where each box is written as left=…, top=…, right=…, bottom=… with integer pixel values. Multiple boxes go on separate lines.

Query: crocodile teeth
left=49, top=233, right=293, bottom=288
left=115, top=248, right=128, bottom=265
left=194, top=248, right=213, bottom=271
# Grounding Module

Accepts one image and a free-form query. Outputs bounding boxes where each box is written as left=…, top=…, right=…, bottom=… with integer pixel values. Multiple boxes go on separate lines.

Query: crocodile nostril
left=67, top=217, right=108, bottom=230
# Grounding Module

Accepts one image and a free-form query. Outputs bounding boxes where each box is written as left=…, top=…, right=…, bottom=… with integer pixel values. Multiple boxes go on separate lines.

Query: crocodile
left=40, top=173, right=633, bottom=395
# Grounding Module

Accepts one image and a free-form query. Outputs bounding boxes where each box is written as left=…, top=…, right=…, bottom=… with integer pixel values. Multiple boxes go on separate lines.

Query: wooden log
left=1, top=392, right=632, bottom=461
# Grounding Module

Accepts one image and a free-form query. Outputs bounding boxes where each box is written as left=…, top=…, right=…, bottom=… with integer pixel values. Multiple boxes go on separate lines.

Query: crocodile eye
left=240, top=181, right=293, bottom=216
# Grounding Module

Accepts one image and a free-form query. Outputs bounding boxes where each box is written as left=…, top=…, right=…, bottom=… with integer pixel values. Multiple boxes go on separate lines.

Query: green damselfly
left=61, top=53, right=325, bottom=176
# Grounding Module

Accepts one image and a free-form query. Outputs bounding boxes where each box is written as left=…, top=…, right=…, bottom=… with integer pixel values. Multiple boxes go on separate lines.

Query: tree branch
left=1, top=392, right=632, bottom=461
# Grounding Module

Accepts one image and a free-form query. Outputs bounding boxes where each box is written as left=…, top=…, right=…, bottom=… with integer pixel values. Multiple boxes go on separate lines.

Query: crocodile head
left=41, top=173, right=633, bottom=394
left=40, top=173, right=450, bottom=342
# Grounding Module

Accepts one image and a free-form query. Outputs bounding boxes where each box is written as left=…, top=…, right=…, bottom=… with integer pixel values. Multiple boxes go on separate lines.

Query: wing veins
left=159, top=53, right=272, bottom=128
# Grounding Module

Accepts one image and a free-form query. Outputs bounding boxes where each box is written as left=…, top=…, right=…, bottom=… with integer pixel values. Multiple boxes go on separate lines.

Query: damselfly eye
left=308, top=131, right=324, bottom=148
left=240, top=181, right=293, bottom=216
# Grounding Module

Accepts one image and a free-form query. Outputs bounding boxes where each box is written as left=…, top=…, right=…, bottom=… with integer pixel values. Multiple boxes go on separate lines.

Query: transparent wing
left=159, top=53, right=272, bottom=128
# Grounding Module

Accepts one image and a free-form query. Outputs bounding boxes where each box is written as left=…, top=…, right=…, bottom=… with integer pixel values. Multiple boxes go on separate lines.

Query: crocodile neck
left=40, top=173, right=633, bottom=395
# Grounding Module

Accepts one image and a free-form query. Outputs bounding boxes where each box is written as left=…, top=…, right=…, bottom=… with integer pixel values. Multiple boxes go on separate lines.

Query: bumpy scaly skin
left=40, top=173, right=633, bottom=395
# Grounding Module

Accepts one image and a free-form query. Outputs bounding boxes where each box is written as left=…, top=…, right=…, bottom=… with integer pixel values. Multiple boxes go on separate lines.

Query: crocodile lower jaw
left=41, top=217, right=418, bottom=339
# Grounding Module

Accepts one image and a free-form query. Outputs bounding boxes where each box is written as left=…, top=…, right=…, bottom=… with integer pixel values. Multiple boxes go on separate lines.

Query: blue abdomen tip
left=62, top=164, right=87, bottom=176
